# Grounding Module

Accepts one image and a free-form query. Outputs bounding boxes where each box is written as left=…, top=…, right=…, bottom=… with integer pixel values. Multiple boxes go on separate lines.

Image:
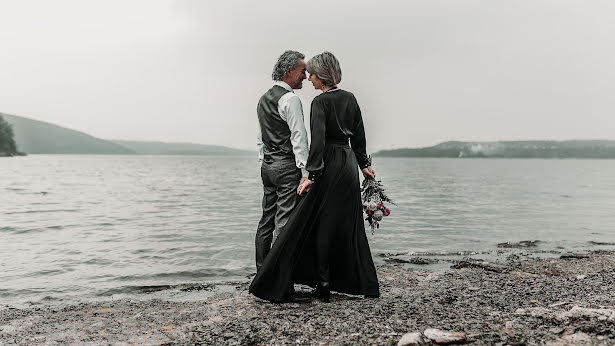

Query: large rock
left=547, top=331, right=592, bottom=345
left=556, top=306, right=615, bottom=322
left=397, top=332, right=424, bottom=346
left=560, top=253, right=590, bottom=259
left=497, top=240, right=539, bottom=248
left=451, top=260, right=509, bottom=273
left=423, top=328, right=467, bottom=344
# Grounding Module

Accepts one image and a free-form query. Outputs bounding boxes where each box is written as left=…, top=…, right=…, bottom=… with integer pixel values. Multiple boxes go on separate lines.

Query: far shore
left=2, top=251, right=614, bottom=344
left=0, top=152, right=26, bottom=157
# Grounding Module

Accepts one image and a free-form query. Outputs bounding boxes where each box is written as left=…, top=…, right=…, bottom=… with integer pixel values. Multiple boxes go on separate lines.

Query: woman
left=249, top=52, right=380, bottom=303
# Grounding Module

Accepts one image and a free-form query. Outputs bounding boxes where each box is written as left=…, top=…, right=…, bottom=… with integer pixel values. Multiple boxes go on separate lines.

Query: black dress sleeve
left=306, top=97, right=326, bottom=181
left=349, top=96, right=370, bottom=169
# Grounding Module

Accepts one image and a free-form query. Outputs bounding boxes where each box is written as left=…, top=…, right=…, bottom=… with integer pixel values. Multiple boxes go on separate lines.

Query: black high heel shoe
left=312, top=282, right=330, bottom=303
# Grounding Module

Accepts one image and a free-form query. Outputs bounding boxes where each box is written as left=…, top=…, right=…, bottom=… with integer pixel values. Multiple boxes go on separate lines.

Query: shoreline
left=2, top=252, right=614, bottom=344
left=5, top=243, right=614, bottom=310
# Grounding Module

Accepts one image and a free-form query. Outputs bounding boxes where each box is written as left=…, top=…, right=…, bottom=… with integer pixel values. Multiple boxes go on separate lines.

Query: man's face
left=284, top=59, right=307, bottom=89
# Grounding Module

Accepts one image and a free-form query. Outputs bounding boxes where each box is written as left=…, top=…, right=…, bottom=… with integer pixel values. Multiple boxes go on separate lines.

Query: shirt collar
left=274, top=81, right=294, bottom=93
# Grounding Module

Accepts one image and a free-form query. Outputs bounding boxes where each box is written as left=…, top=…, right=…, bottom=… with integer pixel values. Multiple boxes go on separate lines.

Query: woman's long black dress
left=249, top=88, right=380, bottom=302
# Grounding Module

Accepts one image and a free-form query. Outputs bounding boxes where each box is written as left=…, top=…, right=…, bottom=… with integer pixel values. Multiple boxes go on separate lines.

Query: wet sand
left=1, top=252, right=614, bottom=345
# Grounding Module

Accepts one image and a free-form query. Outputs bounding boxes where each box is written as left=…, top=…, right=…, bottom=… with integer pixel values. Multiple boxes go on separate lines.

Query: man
left=255, top=50, right=309, bottom=276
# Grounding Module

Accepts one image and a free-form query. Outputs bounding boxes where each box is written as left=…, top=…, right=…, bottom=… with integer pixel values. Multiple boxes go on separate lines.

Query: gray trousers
left=255, top=159, right=301, bottom=271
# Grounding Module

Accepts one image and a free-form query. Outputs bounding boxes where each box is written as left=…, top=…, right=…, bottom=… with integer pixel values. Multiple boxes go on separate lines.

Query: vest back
left=257, top=85, right=295, bottom=162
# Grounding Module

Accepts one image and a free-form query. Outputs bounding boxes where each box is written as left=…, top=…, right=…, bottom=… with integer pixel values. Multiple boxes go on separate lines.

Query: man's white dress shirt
left=257, top=81, right=309, bottom=177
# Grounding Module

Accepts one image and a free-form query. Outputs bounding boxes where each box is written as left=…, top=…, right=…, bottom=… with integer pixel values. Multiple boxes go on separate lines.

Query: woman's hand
left=297, top=179, right=313, bottom=196
left=361, top=166, right=376, bottom=179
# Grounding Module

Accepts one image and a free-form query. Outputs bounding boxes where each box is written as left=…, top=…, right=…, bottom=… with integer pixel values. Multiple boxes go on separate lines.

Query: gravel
left=1, top=252, right=614, bottom=345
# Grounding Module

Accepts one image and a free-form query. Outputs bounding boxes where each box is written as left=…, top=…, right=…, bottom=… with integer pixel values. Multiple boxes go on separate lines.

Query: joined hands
left=297, top=177, right=312, bottom=196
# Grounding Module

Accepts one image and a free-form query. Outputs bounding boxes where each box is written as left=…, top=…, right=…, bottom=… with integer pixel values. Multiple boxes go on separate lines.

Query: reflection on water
left=1, top=155, right=614, bottom=306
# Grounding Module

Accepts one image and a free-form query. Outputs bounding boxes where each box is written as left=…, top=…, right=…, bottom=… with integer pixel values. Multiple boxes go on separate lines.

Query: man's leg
left=273, top=163, right=302, bottom=236
left=255, top=164, right=277, bottom=271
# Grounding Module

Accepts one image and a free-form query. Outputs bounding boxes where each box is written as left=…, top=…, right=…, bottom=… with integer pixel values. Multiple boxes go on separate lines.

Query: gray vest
left=257, top=85, right=295, bottom=163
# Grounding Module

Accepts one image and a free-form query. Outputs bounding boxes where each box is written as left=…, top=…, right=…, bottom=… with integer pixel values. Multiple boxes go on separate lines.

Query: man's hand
left=297, top=179, right=313, bottom=196
left=300, top=177, right=307, bottom=186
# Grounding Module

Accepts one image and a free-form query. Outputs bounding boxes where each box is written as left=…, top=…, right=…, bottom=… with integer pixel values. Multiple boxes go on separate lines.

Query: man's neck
left=277, top=80, right=293, bottom=91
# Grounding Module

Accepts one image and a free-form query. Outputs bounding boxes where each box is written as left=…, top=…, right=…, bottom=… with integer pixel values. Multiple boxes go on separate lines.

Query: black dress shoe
left=364, top=293, right=380, bottom=299
left=293, top=290, right=312, bottom=297
left=283, top=294, right=311, bottom=304
left=312, top=283, right=330, bottom=303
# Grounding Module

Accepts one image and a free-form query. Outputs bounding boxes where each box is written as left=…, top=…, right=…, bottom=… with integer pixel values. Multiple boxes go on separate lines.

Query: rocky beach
left=1, top=251, right=614, bottom=345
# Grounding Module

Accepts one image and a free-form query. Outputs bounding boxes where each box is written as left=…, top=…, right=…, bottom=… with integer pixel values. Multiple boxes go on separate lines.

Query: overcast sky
left=1, top=0, right=614, bottom=151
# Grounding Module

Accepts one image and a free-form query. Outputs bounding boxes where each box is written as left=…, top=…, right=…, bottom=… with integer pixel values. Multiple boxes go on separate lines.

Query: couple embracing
left=250, top=50, right=380, bottom=303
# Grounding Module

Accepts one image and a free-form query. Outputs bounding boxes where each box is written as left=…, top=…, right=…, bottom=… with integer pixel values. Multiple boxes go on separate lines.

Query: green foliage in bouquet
left=361, top=177, right=394, bottom=206
left=361, top=156, right=395, bottom=234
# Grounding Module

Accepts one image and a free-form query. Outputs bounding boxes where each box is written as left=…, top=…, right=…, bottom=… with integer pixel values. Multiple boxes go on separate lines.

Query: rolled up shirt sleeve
left=256, top=121, right=264, bottom=163
left=280, top=94, right=309, bottom=177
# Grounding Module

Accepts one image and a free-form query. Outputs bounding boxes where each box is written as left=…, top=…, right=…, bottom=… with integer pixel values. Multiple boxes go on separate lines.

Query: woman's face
left=308, top=73, right=323, bottom=90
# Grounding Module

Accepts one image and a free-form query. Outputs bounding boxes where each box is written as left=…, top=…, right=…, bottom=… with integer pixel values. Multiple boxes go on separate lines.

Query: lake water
left=1, top=155, right=614, bottom=307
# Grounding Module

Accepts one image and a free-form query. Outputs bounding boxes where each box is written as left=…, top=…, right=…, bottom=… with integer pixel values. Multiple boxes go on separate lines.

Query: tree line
left=0, top=114, right=20, bottom=156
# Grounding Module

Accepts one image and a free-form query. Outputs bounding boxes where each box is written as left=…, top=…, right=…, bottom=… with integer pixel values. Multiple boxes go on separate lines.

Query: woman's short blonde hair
left=306, top=52, right=342, bottom=86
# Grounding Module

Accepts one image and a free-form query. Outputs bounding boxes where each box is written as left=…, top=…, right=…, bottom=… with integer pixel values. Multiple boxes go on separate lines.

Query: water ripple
left=5, top=209, right=81, bottom=215
left=1, top=156, right=614, bottom=307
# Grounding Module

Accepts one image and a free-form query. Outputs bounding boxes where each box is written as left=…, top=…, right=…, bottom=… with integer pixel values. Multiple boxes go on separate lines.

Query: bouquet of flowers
left=361, top=158, right=394, bottom=234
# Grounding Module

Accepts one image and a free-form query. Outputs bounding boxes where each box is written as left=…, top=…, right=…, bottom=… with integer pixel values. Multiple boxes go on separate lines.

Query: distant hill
left=1, top=112, right=251, bottom=156
left=111, top=140, right=252, bottom=156
left=375, top=140, right=615, bottom=159
left=2, top=113, right=135, bottom=155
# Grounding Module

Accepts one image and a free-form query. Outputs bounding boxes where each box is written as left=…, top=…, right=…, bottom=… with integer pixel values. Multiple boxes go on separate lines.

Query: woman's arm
left=349, top=96, right=372, bottom=172
left=305, top=98, right=326, bottom=182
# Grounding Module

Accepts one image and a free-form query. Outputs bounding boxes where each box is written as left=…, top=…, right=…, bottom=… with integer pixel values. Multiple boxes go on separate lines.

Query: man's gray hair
left=272, top=50, right=305, bottom=81
left=306, top=52, right=342, bottom=86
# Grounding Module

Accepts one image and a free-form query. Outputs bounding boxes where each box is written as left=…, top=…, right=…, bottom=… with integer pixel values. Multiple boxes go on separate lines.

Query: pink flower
left=377, top=202, right=383, bottom=209
left=367, top=210, right=374, bottom=216
left=383, top=208, right=390, bottom=216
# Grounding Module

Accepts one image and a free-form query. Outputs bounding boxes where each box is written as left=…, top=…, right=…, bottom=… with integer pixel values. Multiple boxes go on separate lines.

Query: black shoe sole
left=282, top=296, right=312, bottom=304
